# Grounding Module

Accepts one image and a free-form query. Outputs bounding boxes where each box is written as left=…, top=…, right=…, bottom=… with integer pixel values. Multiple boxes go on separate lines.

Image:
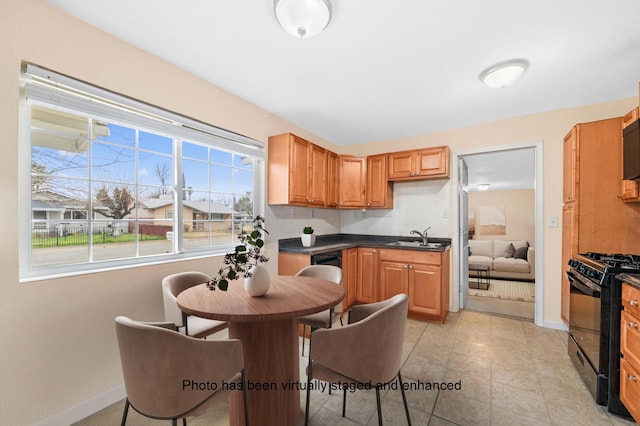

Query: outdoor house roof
left=140, top=198, right=235, bottom=215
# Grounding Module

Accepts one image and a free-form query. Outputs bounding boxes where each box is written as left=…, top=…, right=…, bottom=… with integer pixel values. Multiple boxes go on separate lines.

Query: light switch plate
left=549, top=215, right=558, bottom=228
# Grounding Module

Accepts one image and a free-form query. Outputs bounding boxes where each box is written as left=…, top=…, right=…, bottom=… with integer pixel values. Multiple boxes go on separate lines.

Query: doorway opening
left=453, top=143, right=543, bottom=325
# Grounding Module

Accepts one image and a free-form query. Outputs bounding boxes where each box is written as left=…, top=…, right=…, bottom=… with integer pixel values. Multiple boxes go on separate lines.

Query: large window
left=20, top=64, right=264, bottom=280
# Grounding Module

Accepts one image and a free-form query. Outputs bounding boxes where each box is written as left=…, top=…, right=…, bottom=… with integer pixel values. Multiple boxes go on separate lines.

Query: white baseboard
left=33, top=384, right=125, bottom=426
left=543, top=319, right=569, bottom=331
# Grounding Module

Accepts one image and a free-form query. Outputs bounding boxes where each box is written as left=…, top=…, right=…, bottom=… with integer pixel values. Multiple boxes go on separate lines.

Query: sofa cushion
left=493, top=240, right=528, bottom=259
left=469, top=255, right=492, bottom=270
left=493, top=257, right=530, bottom=273
left=503, top=243, right=515, bottom=258
left=468, top=240, right=493, bottom=257
left=514, top=246, right=528, bottom=260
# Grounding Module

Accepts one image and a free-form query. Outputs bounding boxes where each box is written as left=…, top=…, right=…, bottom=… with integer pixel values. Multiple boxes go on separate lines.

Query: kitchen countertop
left=278, top=233, right=452, bottom=255
left=616, top=273, right=640, bottom=290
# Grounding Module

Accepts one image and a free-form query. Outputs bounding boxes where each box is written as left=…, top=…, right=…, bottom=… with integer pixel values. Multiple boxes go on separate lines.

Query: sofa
left=468, top=239, right=535, bottom=281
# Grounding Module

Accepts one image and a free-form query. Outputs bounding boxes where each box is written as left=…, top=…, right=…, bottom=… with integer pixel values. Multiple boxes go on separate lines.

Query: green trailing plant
left=303, top=226, right=314, bottom=234
left=207, top=215, right=269, bottom=291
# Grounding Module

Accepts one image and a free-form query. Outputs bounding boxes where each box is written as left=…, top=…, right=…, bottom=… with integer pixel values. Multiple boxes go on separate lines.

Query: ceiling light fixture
left=479, top=59, right=529, bottom=89
left=477, top=183, right=491, bottom=191
left=274, top=0, right=332, bottom=39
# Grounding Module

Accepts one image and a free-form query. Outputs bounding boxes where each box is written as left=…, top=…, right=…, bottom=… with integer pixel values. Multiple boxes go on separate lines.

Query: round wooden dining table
left=177, top=275, right=344, bottom=426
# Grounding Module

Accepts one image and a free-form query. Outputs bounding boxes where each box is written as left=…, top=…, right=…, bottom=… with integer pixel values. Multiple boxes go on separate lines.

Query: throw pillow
left=503, top=243, right=515, bottom=258
left=514, top=246, right=528, bottom=260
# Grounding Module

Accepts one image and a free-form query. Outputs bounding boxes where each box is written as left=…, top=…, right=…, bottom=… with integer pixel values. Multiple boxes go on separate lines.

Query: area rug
left=467, top=279, right=535, bottom=302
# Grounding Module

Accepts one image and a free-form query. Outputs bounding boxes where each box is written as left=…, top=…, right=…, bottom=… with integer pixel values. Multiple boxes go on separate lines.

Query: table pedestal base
left=229, top=319, right=300, bottom=426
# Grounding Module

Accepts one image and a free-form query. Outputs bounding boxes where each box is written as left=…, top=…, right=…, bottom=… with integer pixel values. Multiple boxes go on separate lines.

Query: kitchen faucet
left=410, top=227, right=431, bottom=245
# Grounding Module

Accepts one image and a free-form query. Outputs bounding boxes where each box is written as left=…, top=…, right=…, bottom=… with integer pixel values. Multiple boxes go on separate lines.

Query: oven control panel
left=569, top=259, right=604, bottom=283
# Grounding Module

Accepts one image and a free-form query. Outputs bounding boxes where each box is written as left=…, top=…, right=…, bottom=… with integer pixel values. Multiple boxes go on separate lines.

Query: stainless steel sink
left=385, top=241, right=441, bottom=248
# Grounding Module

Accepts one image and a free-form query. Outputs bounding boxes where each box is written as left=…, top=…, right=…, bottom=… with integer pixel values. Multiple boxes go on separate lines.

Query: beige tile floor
left=75, top=310, right=638, bottom=426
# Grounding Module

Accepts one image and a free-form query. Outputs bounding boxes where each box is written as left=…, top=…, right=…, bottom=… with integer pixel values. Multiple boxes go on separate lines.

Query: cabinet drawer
left=620, top=358, right=640, bottom=422
left=621, top=309, right=640, bottom=369
left=622, top=283, right=640, bottom=319
left=378, top=249, right=441, bottom=265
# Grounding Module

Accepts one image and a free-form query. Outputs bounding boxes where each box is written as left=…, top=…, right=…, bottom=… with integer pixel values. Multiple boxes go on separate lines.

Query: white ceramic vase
left=301, top=233, right=316, bottom=247
left=244, top=265, right=270, bottom=297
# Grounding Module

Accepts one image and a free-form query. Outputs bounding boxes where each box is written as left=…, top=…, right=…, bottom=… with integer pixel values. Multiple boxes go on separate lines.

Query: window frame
left=19, top=64, right=265, bottom=282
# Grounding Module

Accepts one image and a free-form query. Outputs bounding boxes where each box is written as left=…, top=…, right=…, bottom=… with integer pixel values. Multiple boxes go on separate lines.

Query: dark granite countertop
left=616, top=273, right=640, bottom=290
left=278, top=233, right=452, bottom=255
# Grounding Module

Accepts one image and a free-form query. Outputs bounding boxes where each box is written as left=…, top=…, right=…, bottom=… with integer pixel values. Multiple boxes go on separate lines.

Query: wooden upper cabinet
left=387, top=146, right=450, bottom=181
left=267, top=133, right=326, bottom=207
left=326, top=151, right=339, bottom=207
left=366, top=154, right=393, bottom=208
left=563, top=127, right=578, bottom=204
left=621, top=108, right=640, bottom=203
left=308, top=143, right=327, bottom=206
left=338, top=155, right=367, bottom=208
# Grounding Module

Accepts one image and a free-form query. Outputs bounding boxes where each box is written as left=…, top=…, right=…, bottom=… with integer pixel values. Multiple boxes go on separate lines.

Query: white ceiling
left=463, top=148, right=536, bottom=192
left=45, top=0, right=640, bottom=150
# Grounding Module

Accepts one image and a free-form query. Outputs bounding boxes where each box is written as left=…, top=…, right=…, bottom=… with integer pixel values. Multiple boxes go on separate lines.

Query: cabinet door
left=563, top=127, right=578, bottom=204
left=415, top=147, right=449, bottom=178
left=326, top=151, right=339, bottom=207
left=387, top=151, right=414, bottom=179
left=379, top=260, right=408, bottom=300
left=561, top=203, right=577, bottom=324
left=620, top=358, right=640, bottom=423
left=338, top=156, right=367, bottom=207
left=342, top=248, right=358, bottom=311
left=308, top=143, right=327, bottom=206
left=408, top=263, right=441, bottom=316
left=366, top=154, right=392, bottom=208
left=356, top=248, right=378, bottom=303
left=289, top=135, right=311, bottom=204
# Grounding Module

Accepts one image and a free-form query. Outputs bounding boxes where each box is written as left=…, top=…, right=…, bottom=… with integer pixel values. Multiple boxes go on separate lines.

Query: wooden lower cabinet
left=278, top=245, right=450, bottom=324
left=356, top=247, right=379, bottom=303
left=277, top=252, right=311, bottom=276
left=378, top=248, right=449, bottom=323
left=342, top=248, right=358, bottom=311
left=620, top=282, right=640, bottom=422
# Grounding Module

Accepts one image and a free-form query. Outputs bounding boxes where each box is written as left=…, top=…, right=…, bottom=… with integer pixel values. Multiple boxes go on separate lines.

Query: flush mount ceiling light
left=479, top=59, right=529, bottom=89
left=477, top=183, right=491, bottom=191
left=274, top=0, right=332, bottom=39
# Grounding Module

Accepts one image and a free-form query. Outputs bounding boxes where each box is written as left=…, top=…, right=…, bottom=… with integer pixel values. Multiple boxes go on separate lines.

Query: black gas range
left=567, top=252, right=640, bottom=418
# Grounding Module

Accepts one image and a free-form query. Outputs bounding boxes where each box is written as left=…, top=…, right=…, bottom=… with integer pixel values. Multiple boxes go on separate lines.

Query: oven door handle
left=566, top=270, right=601, bottom=297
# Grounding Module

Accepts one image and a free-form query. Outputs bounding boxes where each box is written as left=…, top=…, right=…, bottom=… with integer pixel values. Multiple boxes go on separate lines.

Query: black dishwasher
left=310, top=250, right=342, bottom=268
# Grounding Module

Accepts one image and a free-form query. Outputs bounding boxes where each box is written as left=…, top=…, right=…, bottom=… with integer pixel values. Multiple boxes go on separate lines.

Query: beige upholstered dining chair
left=295, top=265, right=343, bottom=355
left=304, top=293, right=411, bottom=426
left=114, top=316, right=248, bottom=426
left=162, top=271, right=228, bottom=338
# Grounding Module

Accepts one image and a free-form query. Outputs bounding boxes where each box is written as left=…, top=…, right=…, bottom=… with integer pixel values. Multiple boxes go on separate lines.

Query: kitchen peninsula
left=278, top=234, right=451, bottom=323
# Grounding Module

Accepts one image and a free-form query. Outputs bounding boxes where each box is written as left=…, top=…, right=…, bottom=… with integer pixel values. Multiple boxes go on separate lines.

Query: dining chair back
left=304, top=293, right=411, bottom=426
left=295, top=265, right=343, bottom=355
left=115, top=316, right=248, bottom=425
left=162, top=271, right=228, bottom=338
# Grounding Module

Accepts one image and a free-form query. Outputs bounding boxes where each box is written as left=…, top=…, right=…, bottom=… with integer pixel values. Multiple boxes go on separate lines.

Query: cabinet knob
left=628, top=374, right=638, bottom=382
left=629, top=321, right=639, bottom=329
left=618, top=193, right=623, bottom=199
left=630, top=300, right=639, bottom=307
left=404, top=265, right=408, bottom=269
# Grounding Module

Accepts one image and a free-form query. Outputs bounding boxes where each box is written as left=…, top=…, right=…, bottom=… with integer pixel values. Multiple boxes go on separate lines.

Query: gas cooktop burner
left=583, top=252, right=640, bottom=269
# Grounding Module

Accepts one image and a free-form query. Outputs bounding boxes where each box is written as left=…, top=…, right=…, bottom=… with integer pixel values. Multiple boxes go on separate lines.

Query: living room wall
left=468, top=189, right=535, bottom=246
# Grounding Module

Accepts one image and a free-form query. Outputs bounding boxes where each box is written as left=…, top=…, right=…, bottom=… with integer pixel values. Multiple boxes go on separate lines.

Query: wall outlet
left=549, top=215, right=558, bottom=228
left=441, top=209, right=448, bottom=219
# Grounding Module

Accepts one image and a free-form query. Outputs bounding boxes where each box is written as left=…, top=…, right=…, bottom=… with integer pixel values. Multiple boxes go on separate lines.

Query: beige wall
left=469, top=189, right=535, bottom=244
left=0, top=1, right=336, bottom=424
left=2, top=1, right=638, bottom=424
